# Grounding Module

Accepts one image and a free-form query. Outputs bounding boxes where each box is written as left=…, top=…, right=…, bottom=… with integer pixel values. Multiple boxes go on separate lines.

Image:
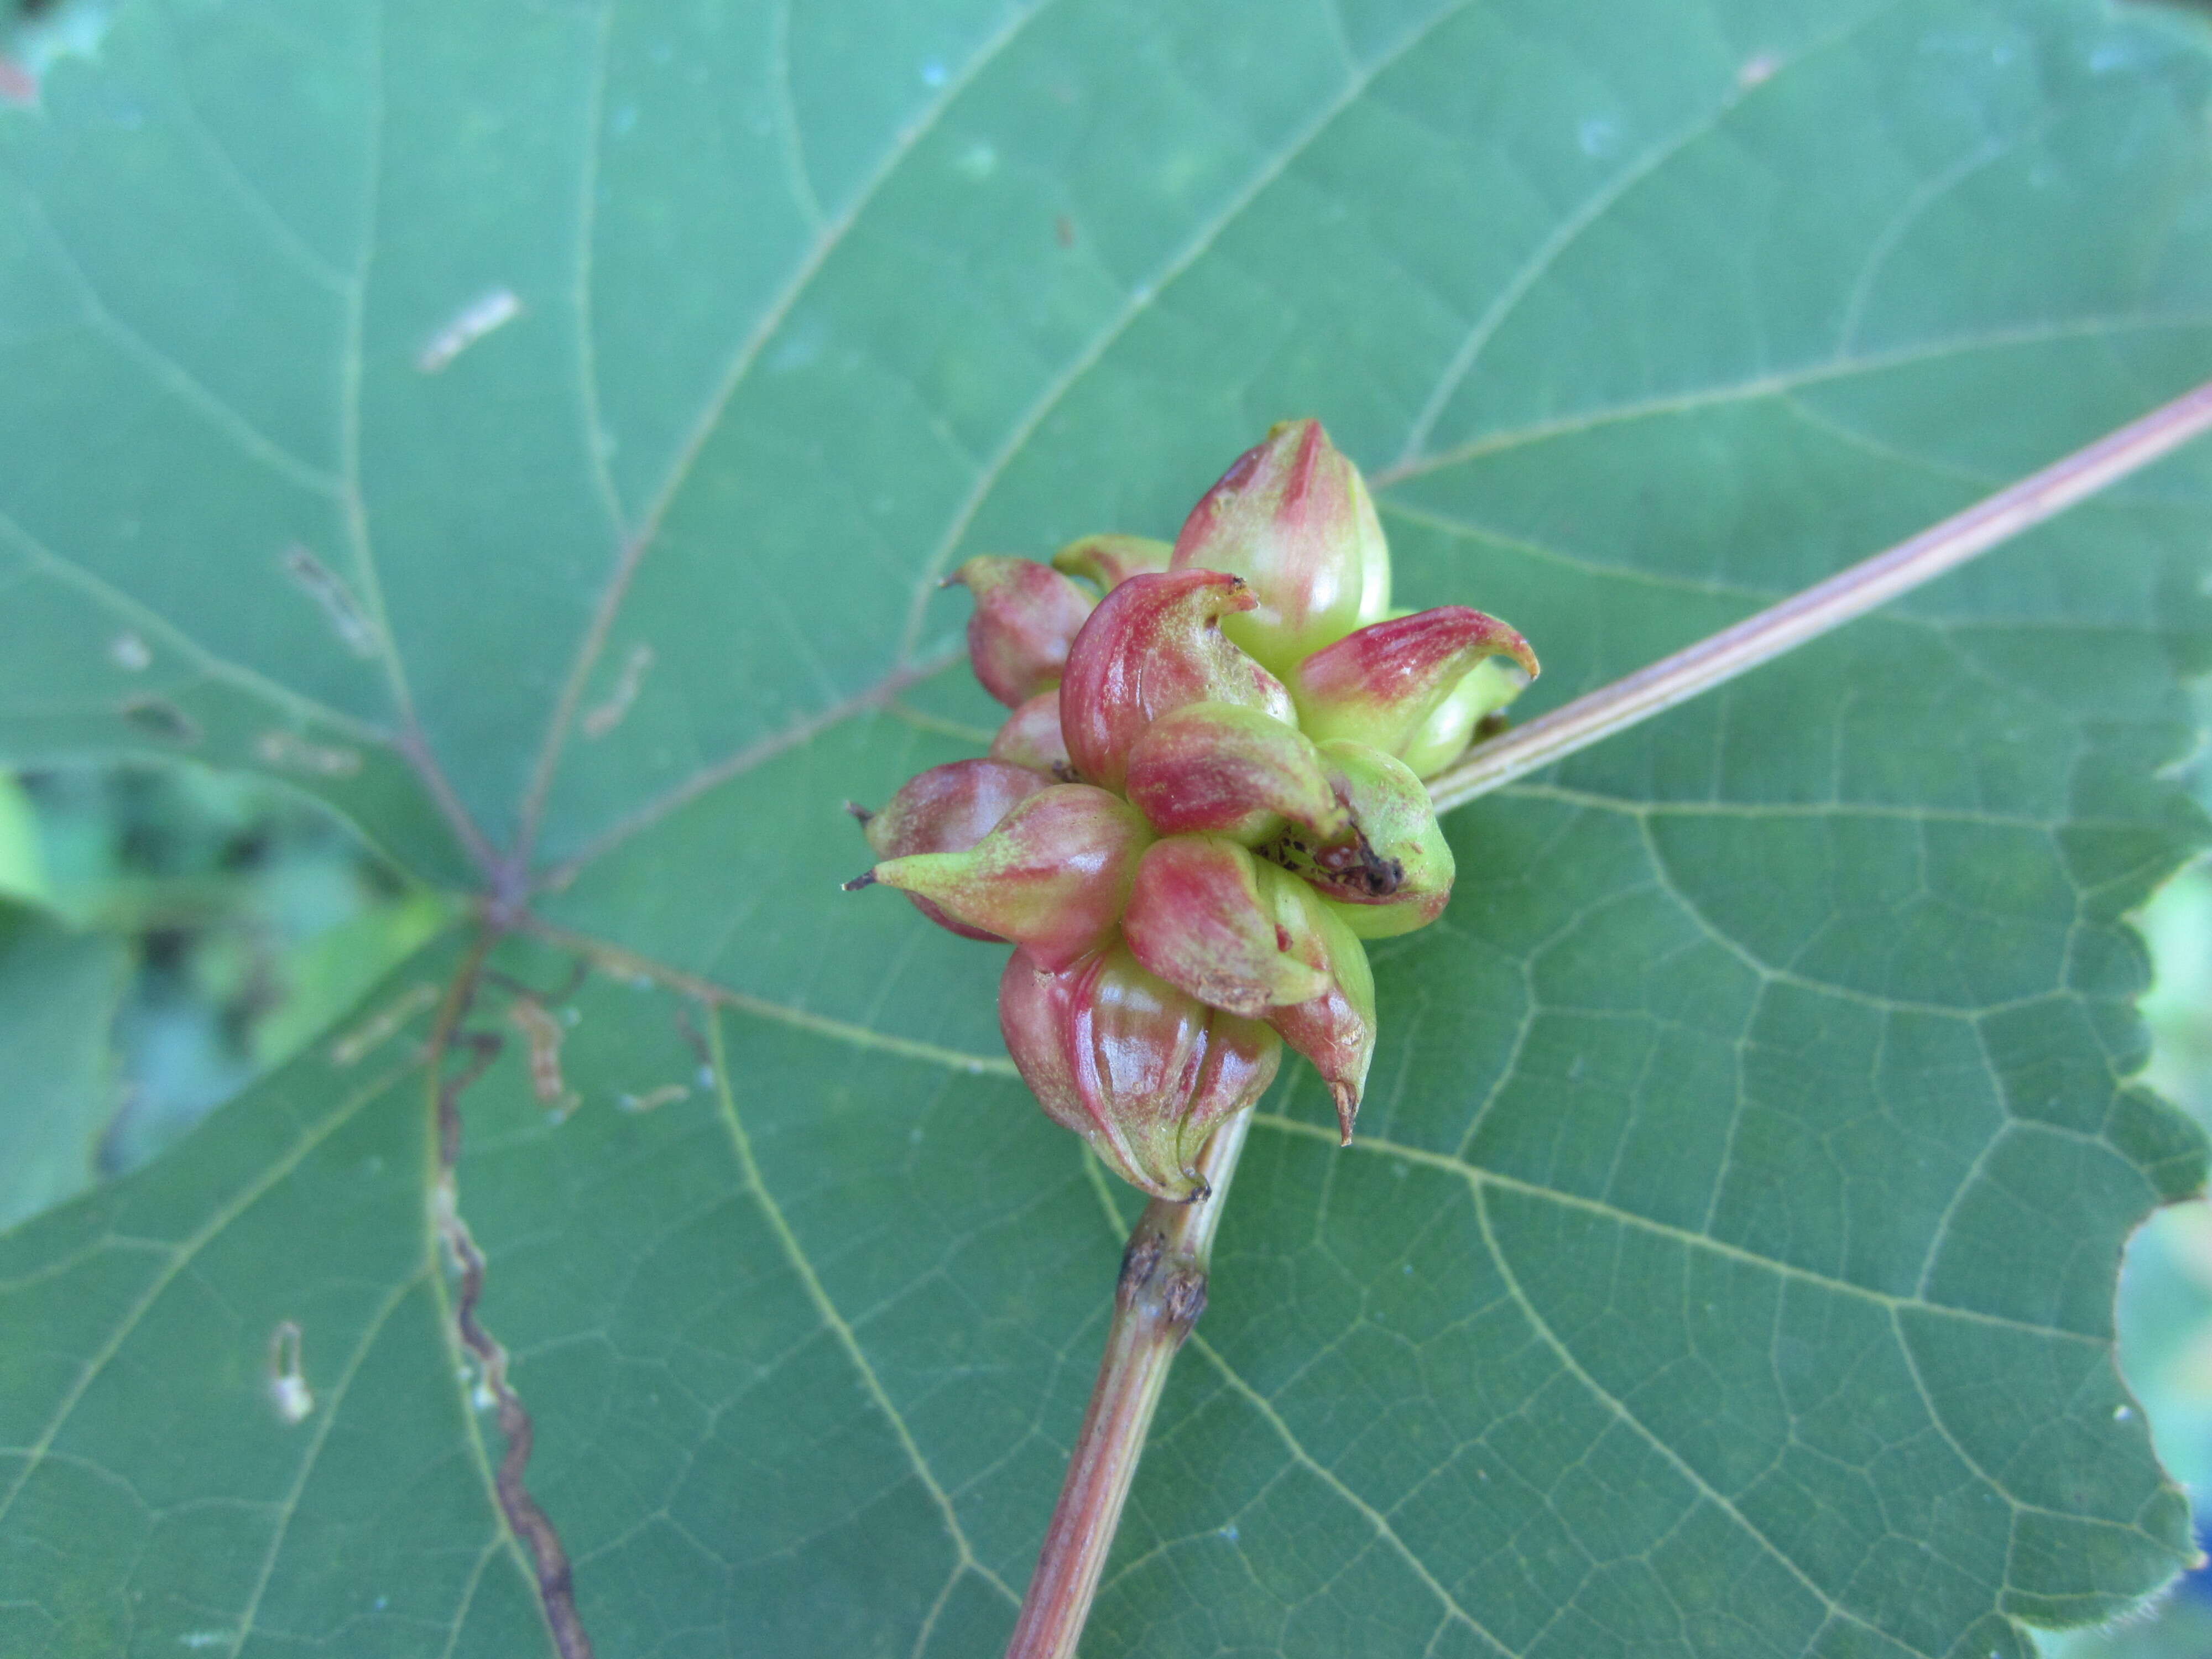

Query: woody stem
left=1003, top=1109, right=1253, bottom=1659
left=1425, top=375, right=2212, bottom=813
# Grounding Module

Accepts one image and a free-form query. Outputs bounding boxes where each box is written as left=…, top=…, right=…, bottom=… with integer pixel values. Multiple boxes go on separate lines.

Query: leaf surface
left=0, top=906, right=123, bottom=1230
left=4, top=0, right=2212, bottom=1653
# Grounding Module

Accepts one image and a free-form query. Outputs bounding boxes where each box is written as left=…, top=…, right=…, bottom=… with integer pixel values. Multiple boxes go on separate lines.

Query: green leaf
left=0, top=772, right=53, bottom=907
left=0, top=904, right=123, bottom=1230
left=4, top=0, right=2212, bottom=1653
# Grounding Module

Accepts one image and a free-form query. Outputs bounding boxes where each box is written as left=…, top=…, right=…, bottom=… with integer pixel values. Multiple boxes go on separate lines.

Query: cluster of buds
left=849, top=420, right=1537, bottom=1201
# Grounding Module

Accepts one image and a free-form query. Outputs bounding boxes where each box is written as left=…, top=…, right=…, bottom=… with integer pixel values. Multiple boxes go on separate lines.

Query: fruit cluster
left=851, top=420, right=1536, bottom=1200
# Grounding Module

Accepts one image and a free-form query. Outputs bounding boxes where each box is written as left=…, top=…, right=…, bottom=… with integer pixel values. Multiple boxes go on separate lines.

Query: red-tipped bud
left=1051, top=534, right=1171, bottom=592
left=859, top=759, right=1055, bottom=941
left=1000, top=943, right=1280, bottom=1201
left=1123, top=835, right=1331, bottom=1017
left=1397, top=657, right=1533, bottom=779
left=1170, top=418, right=1390, bottom=677
left=950, top=556, right=1096, bottom=707
left=1058, top=569, right=1293, bottom=791
left=1251, top=866, right=1376, bottom=1143
left=869, top=785, right=1150, bottom=968
left=1264, top=741, right=1454, bottom=938
left=1292, top=606, right=1538, bottom=761
left=989, top=690, right=1073, bottom=775
left=1124, top=702, right=1345, bottom=846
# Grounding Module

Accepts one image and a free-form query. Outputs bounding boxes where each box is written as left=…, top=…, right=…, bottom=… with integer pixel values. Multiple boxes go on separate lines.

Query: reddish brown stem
left=1004, top=1111, right=1252, bottom=1659
left=1426, top=375, right=2212, bottom=812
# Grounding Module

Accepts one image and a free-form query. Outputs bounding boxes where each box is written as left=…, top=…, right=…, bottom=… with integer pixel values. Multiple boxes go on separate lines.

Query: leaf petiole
left=1004, top=1110, right=1253, bottom=1659
left=1425, top=376, right=2212, bottom=813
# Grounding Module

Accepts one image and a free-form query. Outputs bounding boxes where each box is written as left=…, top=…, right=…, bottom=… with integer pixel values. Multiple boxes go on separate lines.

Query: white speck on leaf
left=955, top=140, right=998, bottom=179
left=1737, top=51, right=1780, bottom=88
left=267, top=1321, right=313, bottom=1426
left=331, top=983, right=439, bottom=1066
left=1578, top=115, right=1619, bottom=156
left=921, top=58, right=947, bottom=87
left=415, top=288, right=524, bottom=374
left=108, top=631, right=151, bottom=671
left=256, top=730, right=363, bottom=778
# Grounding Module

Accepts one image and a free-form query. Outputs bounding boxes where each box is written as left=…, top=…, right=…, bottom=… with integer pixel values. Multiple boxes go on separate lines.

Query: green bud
left=1168, top=418, right=1391, bottom=677
left=1122, top=834, right=1332, bottom=1016
left=989, top=689, right=1073, bottom=776
left=1000, top=943, right=1280, bottom=1202
left=1292, top=606, right=1537, bottom=761
left=1396, top=656, right=1532, bottom=779
left=1263, top=740, right=1454, bottom=938
left=868, top=784, right=1150, bottom=969
left=950, top=555, right=1095, bottom=707
left=1051, top=534, right=1171, bottom=592
left=1253, top=864, right=1376, bottom=1143
left=1057, top=568, right=1293, bottom=792
left=1123, top=702, right=1345, bottom=846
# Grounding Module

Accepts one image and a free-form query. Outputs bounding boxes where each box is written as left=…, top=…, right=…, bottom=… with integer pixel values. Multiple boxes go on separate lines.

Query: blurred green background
left=0, top=761, right=450, bottom=1230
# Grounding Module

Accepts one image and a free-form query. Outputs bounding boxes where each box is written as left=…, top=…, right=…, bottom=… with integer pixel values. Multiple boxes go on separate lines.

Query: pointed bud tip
left=842, top=870, right=879, bottom=891
left=1332, top=1082, right=1359, bottom=1146
left=843, top=800, right=876, bottom=824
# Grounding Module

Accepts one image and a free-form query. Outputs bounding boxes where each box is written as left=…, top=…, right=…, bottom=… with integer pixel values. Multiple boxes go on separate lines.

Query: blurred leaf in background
left=0, top=763, right=448, bottom=1224
left=2047, top=697, right=2212, bottom=1659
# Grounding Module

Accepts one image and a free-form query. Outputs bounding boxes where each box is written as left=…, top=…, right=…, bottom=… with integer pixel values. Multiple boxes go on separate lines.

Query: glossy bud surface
left=854, top=422, right=1536, bottom=1194
left=1000, top=944, right=1281, bottom=1201
left=952, top=555, right=1096, bottom=707
left=1170, top=418, right=1390, bottom=677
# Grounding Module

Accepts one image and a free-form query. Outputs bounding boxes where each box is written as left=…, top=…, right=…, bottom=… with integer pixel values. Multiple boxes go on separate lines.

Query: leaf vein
left=0, top=1051, right=426, bottom=1531
left=1394, top=0, right=1910, bottom=468
left=1253, top=1112, right=2109, bottom=1347
left=223, top=1270, right=429, bottom=1658
left=515, top=0, right=1063, bottom=864
left=1473, top=1180, right=1910, bottom=1652
left=1374, top=312, right=2212, bottom=486
left=11, top=184, right=342, bottom=496
left=0, top=505, right=392, bottom=741
left=703, top=1008, right=1020, bottom=1611
left=894, top=0, right=1488, bottom=660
